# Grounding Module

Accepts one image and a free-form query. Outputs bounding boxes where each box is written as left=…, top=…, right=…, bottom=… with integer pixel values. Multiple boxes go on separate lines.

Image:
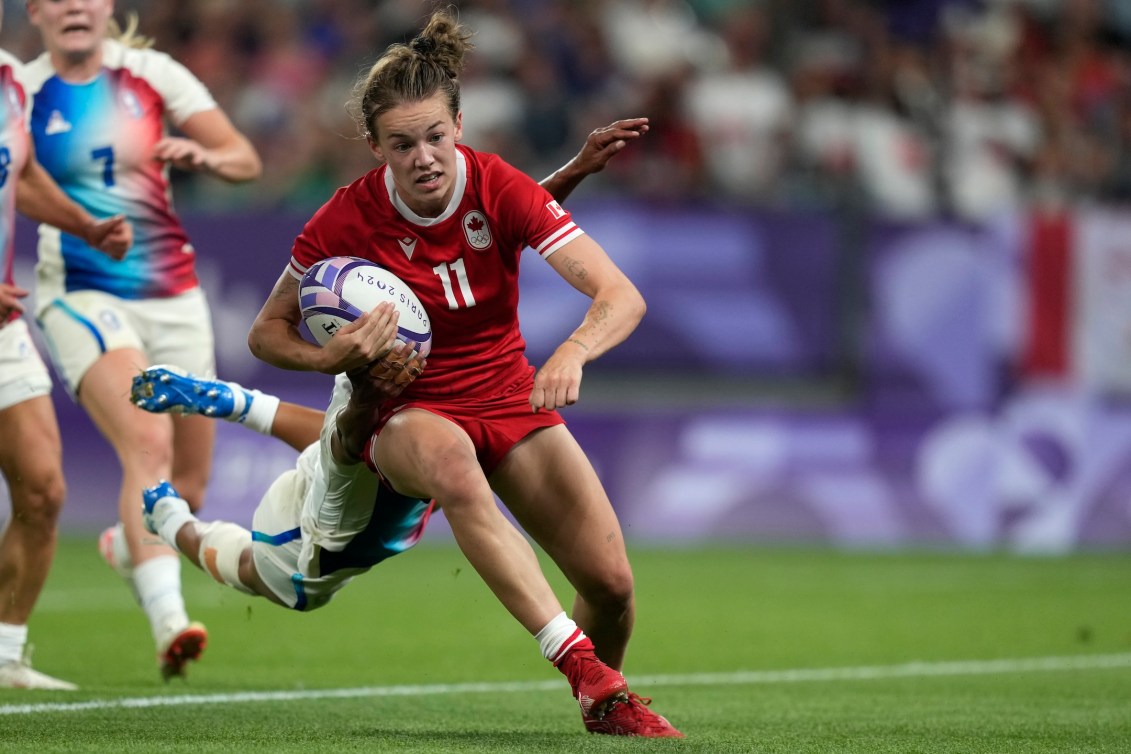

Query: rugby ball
left=299, top=256, right=432, bottom=357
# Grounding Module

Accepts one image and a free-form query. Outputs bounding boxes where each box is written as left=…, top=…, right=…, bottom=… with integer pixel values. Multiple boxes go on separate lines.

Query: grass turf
left=3, top=537, right=1130, bottom=752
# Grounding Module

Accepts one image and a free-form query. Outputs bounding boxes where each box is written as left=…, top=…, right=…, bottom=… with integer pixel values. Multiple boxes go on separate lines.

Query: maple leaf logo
left=462, top=210, right=492, bottom=250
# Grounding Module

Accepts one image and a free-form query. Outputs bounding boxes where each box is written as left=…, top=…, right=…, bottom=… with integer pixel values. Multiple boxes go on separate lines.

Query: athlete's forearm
left=247, top=315, right=327, bottom=373
left=540, top=161, right=587, bottom=205
left=177, top=108, right=263, bottom=183
left=329, top=402, right=376, bottom=466
left=250, top=271, right=334, bottom=373
left=16, top=159, right=97, bottom=238
left=203, top=136, right=262, bottom=183
left=539, top=117, right=650, bottom=203
left=562, top=280, right=646, bottom=362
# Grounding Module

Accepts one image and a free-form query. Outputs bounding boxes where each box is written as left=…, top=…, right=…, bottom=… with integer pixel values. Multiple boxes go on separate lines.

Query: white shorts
left=250, top=376, right=433, bottom=611
left=0, top=318, right=52, bottom=411
left=36, top=288, right=215, bottom=396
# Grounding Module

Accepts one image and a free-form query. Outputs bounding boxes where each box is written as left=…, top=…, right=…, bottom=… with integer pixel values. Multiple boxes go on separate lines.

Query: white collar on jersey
left=385, top=148, right=468, bottom=227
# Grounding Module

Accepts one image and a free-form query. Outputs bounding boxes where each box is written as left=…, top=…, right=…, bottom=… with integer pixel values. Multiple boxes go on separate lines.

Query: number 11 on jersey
left=433, top=258, right=477, bottom=309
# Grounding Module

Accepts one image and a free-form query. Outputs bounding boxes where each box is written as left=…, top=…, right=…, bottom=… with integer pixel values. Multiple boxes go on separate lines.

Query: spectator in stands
left=684, top=5, right=794, bottom=202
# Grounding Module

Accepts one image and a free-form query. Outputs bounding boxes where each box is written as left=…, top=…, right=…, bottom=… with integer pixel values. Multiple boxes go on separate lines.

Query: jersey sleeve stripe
left=288, top=258, right=308, bottom=280
left=536, top=222, right=578, bottom=252
left=538, top=227, right=585, bottom=258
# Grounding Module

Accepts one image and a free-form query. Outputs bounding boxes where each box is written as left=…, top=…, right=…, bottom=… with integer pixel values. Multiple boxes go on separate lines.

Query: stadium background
left=3, top=0, right=1131, bottom=552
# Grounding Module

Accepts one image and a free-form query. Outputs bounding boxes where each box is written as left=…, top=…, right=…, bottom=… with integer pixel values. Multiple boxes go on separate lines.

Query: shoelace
left=577, top=654, right=606, bottom=682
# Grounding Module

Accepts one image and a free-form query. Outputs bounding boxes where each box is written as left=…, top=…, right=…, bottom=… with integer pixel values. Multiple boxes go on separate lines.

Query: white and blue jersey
left=23, top=39, right=217, bottom=304
left=250, top=374, right=435, bottom=611
left=0, top=49, right=29, bottom=319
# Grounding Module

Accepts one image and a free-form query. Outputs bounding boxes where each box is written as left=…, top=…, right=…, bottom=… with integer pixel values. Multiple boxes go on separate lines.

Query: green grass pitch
left=3, top=537, right=1130, bottom=752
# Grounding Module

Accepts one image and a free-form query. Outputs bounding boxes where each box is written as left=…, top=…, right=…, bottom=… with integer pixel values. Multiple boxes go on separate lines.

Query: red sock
left=552, top=629, right=594, bottom=667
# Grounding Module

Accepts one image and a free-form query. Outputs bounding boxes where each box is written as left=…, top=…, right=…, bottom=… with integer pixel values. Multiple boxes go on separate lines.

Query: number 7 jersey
left=22, top=39, right=218, bottom=303
left=289, top=145, right=584, bottom=401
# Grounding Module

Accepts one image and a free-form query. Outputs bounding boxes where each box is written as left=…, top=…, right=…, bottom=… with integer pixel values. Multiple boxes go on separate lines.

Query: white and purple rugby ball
left=299, top=256, right=432, bottom=357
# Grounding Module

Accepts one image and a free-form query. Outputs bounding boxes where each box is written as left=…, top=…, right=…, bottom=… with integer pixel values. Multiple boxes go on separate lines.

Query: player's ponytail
left=409, top=12, right=469, bottom=81
left=108, top=12, right=155, bottom=50
left=349, top=7, right=474, bottom=140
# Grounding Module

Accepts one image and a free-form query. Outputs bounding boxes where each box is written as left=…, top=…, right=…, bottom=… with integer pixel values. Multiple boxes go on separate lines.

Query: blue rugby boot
left=131, top=365, right=253, bottom=420
left=142, top=479, right=189, bottom=537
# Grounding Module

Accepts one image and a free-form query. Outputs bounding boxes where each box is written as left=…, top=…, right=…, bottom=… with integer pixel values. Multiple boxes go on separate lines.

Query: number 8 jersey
left=23, top=39, right=217, bottom=303
left=0, top=49, right=29, bottom=320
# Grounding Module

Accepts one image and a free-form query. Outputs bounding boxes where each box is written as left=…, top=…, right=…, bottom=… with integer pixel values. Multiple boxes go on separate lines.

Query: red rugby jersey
left=289, top=145, right=583, bottom=400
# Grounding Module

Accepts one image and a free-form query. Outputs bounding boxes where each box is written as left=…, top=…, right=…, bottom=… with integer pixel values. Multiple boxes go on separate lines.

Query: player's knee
left=584, top=566, right=635, bottom=614
left=196, top=521, right=256, bottom=595
left=425, top=457, right=490, bottom=513
left=8, top=463, right=66, bottom=534
left=378, top=418, right=482, bottom=502
left=121, top=420, right=174, bottom=471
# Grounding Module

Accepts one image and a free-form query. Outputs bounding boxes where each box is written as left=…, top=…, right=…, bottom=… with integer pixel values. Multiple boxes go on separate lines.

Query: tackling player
left=137, top=330, right=430, bottom=615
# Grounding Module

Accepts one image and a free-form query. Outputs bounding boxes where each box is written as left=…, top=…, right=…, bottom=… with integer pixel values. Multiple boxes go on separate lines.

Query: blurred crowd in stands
left=2, top=0, right=1130, bottom=219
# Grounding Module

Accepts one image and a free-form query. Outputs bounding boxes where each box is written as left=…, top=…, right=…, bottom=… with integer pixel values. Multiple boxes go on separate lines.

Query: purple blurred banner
left=8, top=206, right=1131, bottom=549
left=43, top=389, right=1131, bottom=552
left=515, top=202, right=843, bottom=375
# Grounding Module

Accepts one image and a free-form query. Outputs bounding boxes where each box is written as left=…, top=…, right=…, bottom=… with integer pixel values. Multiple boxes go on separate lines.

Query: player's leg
left=491, top=425, right=634, bottom=667
left=141, top=480, right=279, bottom=603
left=76, top=350, right=207, bottom=677
left=491, top=425, right=682, bottom=737
left=38, top=290, right=207, bottom=680
left=130, top=365, right=321, bottom=452
left=0, top=340, right=75, bottom=690
left=139, top=289, right=220, bottom=515
left=0, top=398, right=64, bottom=627
left=78, top=351, right=175, bottom=569
left=372, top=408, right=633, bottom=722
left=374, top=408, right=565, bottom=633
left=170, top=414, right=214, bottom=512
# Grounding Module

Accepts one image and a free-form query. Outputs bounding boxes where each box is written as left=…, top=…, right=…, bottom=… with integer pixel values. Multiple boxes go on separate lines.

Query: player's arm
left=154, top=107, right=262, bottom=183
left=539, top=117, right=649, bottom=204
left=331, top=342, right=426, bottom=464
left=531, top=235, right=646, bottom=411
left=16, top=149, right=133, bottom=260
left=248, top=268, right=400, bottom=375
left=0, top=282, right=28, bottom=319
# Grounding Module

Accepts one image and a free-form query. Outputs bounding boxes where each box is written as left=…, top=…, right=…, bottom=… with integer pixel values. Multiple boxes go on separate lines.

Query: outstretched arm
left=539, top=117, right=649, bottom=204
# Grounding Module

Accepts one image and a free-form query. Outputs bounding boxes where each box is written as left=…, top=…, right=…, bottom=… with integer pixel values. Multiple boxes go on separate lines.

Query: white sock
left=133, top=556, right=189, bottom=644
left=238, top=388, right=280, bottom=436
left=149, top=496, right=196, bottom=551
left=109, top=522, right=133, bottom=573
left=535, top=611, right=587, bottom=664
left=0, top=622, right=27, bottom=664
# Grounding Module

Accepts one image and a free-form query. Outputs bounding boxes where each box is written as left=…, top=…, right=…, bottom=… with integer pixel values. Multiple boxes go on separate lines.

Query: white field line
left=3, top=652, right=1130, bottom=716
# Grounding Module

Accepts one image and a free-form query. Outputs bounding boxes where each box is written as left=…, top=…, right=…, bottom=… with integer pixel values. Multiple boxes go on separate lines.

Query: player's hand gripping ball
left=299, top=256, right=432, bottom=357
left=369, top=340, right=427, bottom=394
